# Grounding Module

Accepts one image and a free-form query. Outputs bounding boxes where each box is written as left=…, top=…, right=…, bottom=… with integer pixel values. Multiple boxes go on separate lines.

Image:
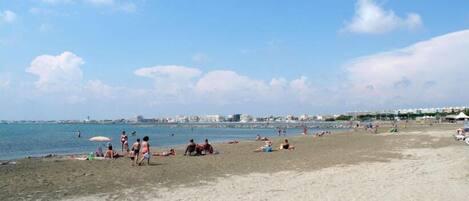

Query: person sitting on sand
left=105, top=145, right=121, bottom=159
left=256, top=134, right=261, bottom=141
left=254, top=141, right=273, bottom=152
left=279, top=139, right=295, bottom=150
left=95, top=146, right=104, bottom=157
left=138, top=136, right=150, bottom=165
left=153, top=149, right=176, bottom=156
left=184, top=139, right=198, bottom=156
left=202, top=139, right=214, bottom=154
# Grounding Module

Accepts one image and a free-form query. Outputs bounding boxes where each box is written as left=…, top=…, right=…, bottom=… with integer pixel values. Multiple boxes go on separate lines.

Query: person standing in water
left=77, top=130, right=81, bottom=138
left=120, top=131, right=128, bottom=152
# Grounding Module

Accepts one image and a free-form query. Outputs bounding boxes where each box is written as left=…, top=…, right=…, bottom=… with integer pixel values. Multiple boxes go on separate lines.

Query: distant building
left=240, top=114, right=253, bottom=123
left=202, top=115, right=225, bottom=122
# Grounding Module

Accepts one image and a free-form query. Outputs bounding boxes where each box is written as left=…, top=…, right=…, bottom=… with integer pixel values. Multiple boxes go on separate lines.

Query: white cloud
left=134, top=65, right=202, bottom=95
left=0, top=10, right=17, bottom=24
left=85, top=80, right=115, bottom=97
left=344, top=29, right=469, bottom=106
left=40, top=0, right=136, bottom=13
left=0, top=74, right=10, bottom=89
left=41, top=0, right=74, bottom=4
left=84, top=0, right=136, bottom=12
left=26, top=51, right=84, bottom=92
left=192, top=53, right=210, bottom=64
left=194, top=70, right=271, bottom=104
left=84, top=0, right=114, bottom=6
left=343, top=0, right=422, bottom=34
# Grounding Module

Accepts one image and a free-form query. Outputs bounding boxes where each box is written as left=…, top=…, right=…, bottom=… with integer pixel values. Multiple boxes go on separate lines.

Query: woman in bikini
left=138, top=136, right=150, bottom=165
left=120, top=131, right=128, bottom=152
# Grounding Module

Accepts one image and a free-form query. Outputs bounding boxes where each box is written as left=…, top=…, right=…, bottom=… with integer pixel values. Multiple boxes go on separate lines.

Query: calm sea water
left=0, top=123, right=344, bottom=160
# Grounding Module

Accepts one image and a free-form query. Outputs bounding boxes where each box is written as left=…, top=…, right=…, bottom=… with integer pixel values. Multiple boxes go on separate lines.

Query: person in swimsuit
left=131, top=138, right=140, bottom=165
left=138, top=136, right=150, bottom=165
left=120, top=131, right=128, bottom=152
left=279, top=139, right=295, bottom=150
left=202, top=139, right=214, bottom=154
left=105, top=145, right=121, bottom=159
left=153, top=148, right=176, bottom=156
left=184, top=139, right=197, bottom=156
left=140, top=137, right=150, bottom=164
left=254, top=141, right=274, bottom=152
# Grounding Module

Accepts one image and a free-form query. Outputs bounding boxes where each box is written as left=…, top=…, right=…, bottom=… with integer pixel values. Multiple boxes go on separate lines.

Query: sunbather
left=184, top=139, right=199, bottom=156
left=202, top=139, right=214, bottom=154
left=279, top=139, right=295, bottom=150
left=104, top=145, right=121, bottom=159
left=254, top=141, right=273, bottom=152
left=153, top=149, right=176, bottom=156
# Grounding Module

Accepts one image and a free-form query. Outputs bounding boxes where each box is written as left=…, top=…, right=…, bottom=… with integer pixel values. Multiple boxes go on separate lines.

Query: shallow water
left=0, top=123, right=343, bottom=160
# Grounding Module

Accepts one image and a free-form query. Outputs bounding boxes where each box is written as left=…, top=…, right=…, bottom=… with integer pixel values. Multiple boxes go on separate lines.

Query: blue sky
left=1, top=0, right=469, bottom=120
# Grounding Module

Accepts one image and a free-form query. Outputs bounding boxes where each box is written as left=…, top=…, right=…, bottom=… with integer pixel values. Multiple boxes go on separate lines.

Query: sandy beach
left=1, top=124, right=468, bottom=201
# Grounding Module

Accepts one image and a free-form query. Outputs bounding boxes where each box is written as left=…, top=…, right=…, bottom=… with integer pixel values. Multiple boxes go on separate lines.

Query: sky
left=1, top=0, right=469, bottom=120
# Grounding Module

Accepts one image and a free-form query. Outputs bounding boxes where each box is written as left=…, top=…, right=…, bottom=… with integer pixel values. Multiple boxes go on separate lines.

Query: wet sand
left=0, top=124, right=467, bottom=201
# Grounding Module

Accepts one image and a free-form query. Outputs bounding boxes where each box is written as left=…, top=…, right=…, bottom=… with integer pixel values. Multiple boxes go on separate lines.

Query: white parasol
left=89, top=136, right=111, bottom=142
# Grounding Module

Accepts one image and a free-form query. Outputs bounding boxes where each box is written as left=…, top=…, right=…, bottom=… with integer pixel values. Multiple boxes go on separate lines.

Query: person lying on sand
left=153, top=148, right=176, bottom=156
left=256, top=134, right=269, bottom=141
left=279, top=139, right=295, bottom=150
left=254, top=141, right=273, bottom=152
left=226, top=140, right=239, bottom=144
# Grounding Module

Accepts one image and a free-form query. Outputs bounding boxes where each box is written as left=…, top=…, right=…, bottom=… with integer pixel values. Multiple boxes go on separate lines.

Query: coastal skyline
left=1, top=0, right=469, bottom=120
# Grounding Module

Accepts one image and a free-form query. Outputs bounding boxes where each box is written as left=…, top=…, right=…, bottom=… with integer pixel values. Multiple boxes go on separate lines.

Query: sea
left=0, top=123, right=348, bottom=160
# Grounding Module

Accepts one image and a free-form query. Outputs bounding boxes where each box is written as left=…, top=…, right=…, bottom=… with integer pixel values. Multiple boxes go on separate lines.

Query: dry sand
left=1, top=124, right=468, bottom=201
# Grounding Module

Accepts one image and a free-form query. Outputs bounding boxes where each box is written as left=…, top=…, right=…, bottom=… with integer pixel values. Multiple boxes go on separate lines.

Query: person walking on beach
left=120, top=131, right=128, bottom=152
left=138, top=136, right=150, bottom=165
left=131, top=138, right=141, bottom=165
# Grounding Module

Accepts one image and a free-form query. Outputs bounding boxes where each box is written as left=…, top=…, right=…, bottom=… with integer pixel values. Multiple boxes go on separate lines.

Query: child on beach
left=131, top=138, right=140, bottom=165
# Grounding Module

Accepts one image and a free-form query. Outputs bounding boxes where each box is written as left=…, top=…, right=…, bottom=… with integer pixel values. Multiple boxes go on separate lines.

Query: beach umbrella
left=89, top=136, right=111, bottom=142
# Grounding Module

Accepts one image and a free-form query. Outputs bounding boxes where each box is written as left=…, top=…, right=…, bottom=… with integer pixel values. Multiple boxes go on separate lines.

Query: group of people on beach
left=85, top=126, right=328, bottom=164
left=183, top=139, right=215, bottom=156
left=103, top=131, right=151, bottom=166
left=102, top=131, right=218, bottom=165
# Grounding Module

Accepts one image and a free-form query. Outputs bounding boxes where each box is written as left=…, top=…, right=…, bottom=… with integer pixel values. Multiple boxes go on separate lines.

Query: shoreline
left=0, top=123, right=466, bottom=200
left=0, top=127, right=351, bottom=162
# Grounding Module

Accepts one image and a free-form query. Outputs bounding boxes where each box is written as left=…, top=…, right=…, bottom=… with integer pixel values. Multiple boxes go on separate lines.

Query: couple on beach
left=184, top=139, right=214, bottom=156
left=254, top=139, right=295, bottom=152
